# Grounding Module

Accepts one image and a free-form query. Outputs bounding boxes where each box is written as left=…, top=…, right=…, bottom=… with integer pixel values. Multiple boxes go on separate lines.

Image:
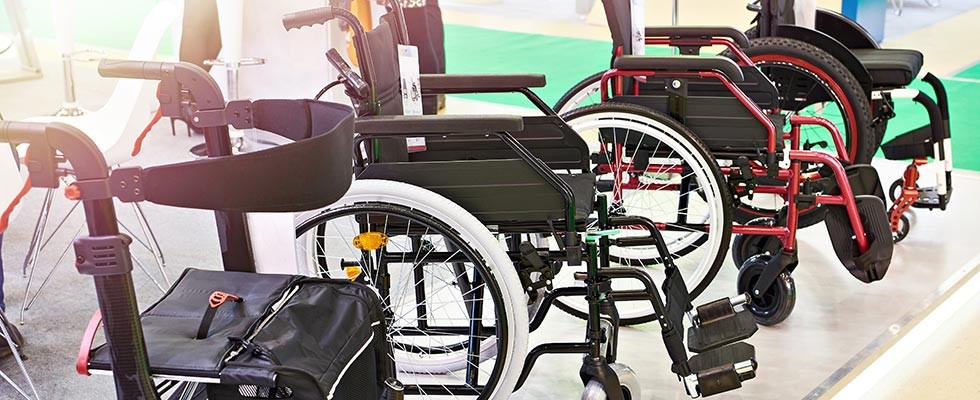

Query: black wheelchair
left=553, top=0, right=895, bottom=326
left=747, top=0, right=954, bottom=242
left=284, top=1, right=760, bottom=398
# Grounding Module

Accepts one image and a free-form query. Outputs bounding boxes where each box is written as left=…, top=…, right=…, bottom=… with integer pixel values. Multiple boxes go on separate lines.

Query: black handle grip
left=282, top=7, right=335, bottom=31
left=97, top=59, right=165, bottom=80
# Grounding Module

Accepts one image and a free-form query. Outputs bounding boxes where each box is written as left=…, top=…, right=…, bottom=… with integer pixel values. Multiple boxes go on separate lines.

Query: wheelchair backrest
left=354, top=9, right=590, bottom=172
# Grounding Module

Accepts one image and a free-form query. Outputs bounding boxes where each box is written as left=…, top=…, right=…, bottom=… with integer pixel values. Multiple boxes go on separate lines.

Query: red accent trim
left=131, top=83, right=165, bottom=157
left=750, top=54, right=861, bottom=163
left=0, top=152, right=31, bottom=234
left=76, top=310, right=102, bottom=376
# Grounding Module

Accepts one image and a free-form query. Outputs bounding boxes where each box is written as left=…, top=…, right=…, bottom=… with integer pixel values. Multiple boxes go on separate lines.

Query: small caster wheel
left=892, top=214, right=910, bottom=243
left=731, top=218, right=782, bottom=268
left=737, top=255, right=796, bottom=326
left=581, top=363, right=640, bottom=400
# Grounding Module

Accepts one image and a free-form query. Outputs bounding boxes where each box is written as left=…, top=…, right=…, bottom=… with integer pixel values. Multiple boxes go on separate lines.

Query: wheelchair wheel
left=295, top=180, right=529, bottom=399
left=743, top=37, right=875, bottom=165
left=736, top=255, right=796, bottom=326
left=581, top=363, right=641, bottom=400
left=558, top=102, right=732, bottom=323
left=555, top=71, right=606, bottom=114
left=729, top=37, right=874, bottom=227
left=731, top=217, right=783, bottom=268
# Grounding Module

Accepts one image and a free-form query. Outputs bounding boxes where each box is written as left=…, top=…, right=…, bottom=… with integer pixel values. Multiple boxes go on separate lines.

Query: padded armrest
left=613, top=55, right=744, bottom=82
left=645, top=26, right=750, bottom=48
left=355, top=114, right=524, bottom=135
left=420, top=74, right=546, bottom=94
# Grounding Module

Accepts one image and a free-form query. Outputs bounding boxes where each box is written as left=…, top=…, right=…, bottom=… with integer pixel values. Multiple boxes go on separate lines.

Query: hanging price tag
left=398, top=44, right=426, bottom=152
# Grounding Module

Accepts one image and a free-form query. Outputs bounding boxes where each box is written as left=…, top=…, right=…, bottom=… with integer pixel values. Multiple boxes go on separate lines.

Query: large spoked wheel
left=295, top=180, right=528, bottom=399
left=556, top=103, right=732, bottom=324
left=735, top=37, right=874, bottom=227
left=555, top=71, right=606, bottom=114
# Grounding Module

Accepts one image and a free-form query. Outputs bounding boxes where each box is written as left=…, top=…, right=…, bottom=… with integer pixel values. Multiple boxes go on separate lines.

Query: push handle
left=282, top=7, right=336, bottom=31
left=97, top=59, right=166, bottom=80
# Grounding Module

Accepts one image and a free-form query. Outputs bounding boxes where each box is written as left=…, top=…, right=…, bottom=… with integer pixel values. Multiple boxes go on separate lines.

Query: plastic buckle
left=73, top=234, right=134, bottom=276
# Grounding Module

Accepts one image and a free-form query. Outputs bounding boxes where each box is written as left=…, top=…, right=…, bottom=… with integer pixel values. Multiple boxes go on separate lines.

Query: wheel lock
left=518, top=241, right=556, bottom=293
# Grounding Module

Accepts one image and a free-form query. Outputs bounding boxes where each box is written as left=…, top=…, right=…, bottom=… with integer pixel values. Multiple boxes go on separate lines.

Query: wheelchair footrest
left=881, top=125, right=933, bottom=160
left=684, top=342, right=757, bottom=397
left=686, top=302, right=758, bottom=353
left=825, top=196, right=894, bottom=283
left=912, top=186, right=946, bottom=209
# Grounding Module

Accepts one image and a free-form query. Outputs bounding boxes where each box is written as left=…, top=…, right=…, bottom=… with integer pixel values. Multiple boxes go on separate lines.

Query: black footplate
left=686, top=298, right=758, bottom=353
left=912, top=186, right=946, bottom=209
left=825, top=195, right=894, bottom=283
left=685, top=342, right=757, bottom=397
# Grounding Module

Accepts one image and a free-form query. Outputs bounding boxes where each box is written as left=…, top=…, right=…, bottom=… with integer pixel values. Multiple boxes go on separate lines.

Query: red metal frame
left=595, top=68, right=870, bottom=253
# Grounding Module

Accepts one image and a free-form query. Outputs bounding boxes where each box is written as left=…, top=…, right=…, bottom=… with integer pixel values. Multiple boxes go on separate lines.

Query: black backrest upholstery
left=142, top=100, right=354, bottom=212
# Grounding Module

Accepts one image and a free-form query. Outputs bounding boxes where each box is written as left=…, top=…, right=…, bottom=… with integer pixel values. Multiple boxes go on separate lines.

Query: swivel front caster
left=892, top=214, right=911, bottom=243
left=736, top=255, right=796, bottom=326
left=581, top=363, right=640, bottom=400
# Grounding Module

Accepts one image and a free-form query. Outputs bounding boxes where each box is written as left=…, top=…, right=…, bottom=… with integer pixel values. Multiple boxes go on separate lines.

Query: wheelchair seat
left=851, top=48, right=924, bottom=88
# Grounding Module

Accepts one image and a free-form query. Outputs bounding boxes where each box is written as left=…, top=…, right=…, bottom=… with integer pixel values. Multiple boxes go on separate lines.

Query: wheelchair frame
left=749, top=0, right=954, bottom=241
left=283, top=1, right=762, bottom=397
left=556, top=0, right=895, bottom=325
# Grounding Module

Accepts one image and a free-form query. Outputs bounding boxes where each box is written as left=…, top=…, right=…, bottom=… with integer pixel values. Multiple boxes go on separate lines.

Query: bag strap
left=196, top=291, right=244, bottom=340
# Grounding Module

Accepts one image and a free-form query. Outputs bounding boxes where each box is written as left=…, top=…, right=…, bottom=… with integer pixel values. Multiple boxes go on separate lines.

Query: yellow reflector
left=353, top=232, right=388, bottom=251
left=345, top=266, right=363, bottom=281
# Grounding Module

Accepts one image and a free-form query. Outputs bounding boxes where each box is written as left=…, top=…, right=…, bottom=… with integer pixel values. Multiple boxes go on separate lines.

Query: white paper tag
left=630, top=0, right=645, bottom=56
left=398, top=44, right=425, bottom=152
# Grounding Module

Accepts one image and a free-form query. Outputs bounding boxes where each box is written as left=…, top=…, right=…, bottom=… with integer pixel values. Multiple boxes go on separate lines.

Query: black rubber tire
left=742, top=37, right=876, bottom=165
left=737, top=255, right=796, bottom=326
left=893, top=214, right=910, bottom=243
left=554, top=71, right=606, bottom=113
left=731, top=217, right=783, bottom=268
left=555, top=102, right=733, bottom=324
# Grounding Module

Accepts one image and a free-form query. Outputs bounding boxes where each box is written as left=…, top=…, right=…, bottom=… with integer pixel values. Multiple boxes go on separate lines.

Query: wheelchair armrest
left=420, top=74, right=546, bottom=94
left=612, top=55, right=744, bottom=82
left=355, top=114, right=524, bottom=135
left=645, top=26, right=750, bottom=48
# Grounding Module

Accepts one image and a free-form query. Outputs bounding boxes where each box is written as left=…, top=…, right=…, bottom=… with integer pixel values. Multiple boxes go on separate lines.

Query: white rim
left=563, top=110, right=727, bottom=319
left=295, top=180, right=528, bottom=399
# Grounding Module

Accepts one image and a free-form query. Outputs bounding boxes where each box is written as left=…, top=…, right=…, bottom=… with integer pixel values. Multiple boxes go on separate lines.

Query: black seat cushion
left=852, top=48, right=923, bottom=88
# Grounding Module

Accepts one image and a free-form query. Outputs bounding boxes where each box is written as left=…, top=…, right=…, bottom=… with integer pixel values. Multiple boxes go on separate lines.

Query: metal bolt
left=671, top=80, right=682, bottom=89
left=76, top=256, right=85, bottom=264
left=133, top=188, right=141, bottom=196
left=119, top=181, right=127, bottom=189
left=754, top=289, right=760, bottom=295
